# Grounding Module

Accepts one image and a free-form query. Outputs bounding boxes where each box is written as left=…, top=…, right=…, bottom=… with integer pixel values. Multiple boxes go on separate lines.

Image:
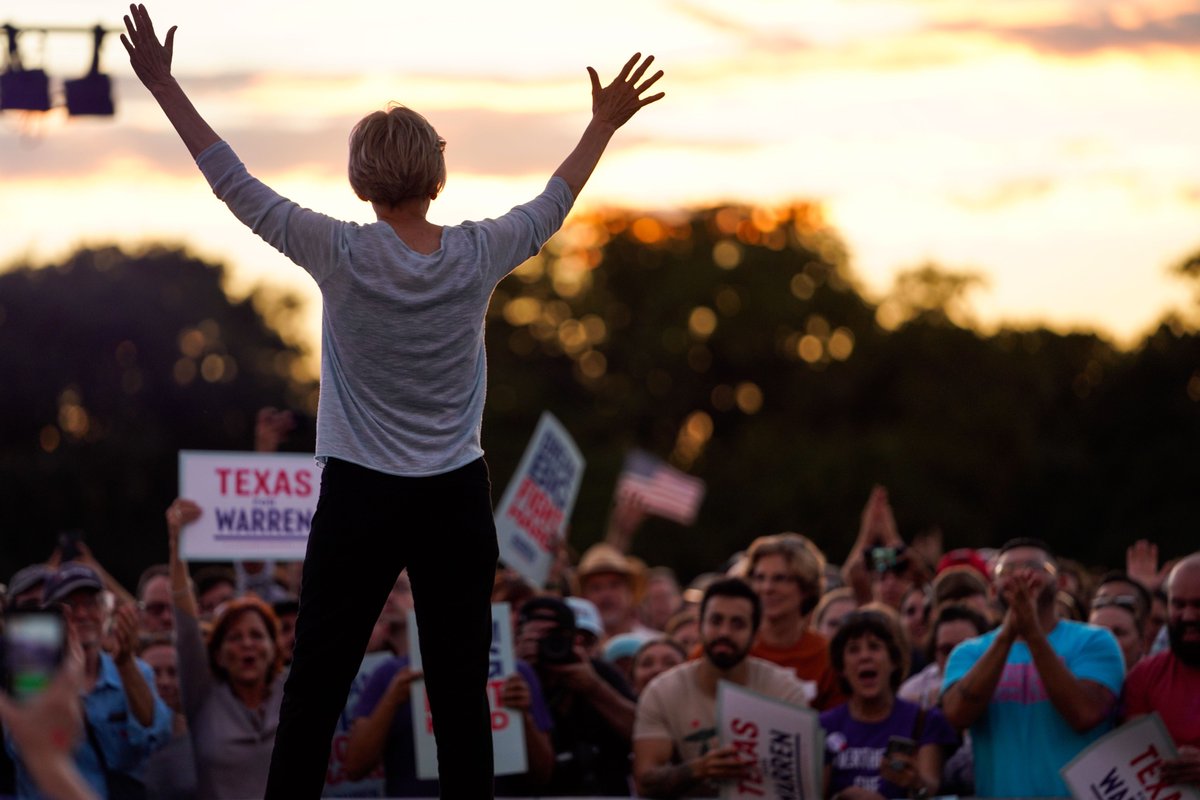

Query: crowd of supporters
left=2, top=433, right=1198, bottom=799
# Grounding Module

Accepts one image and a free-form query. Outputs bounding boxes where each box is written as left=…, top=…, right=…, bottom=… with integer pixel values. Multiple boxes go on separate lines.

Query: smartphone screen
left=2, top=611, right=67, bottom=702
left=885, top=735, right=917, bottom=758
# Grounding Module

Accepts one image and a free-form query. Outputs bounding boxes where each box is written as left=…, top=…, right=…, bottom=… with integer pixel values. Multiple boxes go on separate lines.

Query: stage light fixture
left=65, top=27, right=114, bottom=116
left=1, top=23, right=50, bottom=111
left=0, top=67, right=50, bottom=111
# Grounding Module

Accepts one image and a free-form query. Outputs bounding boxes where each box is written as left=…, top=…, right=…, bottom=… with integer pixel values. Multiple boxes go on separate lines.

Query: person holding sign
left=121, top=4, right=665, bottom=798
left=941, top=538, right=1125, bottom=797
left=633, top=578, right=811, bottom=798
left=1121, top=552, right=1200, bottom=786
left=166, top=499, right=288, bottom=800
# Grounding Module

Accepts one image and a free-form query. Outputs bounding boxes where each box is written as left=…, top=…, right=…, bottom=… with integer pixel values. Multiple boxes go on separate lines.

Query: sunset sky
left=3, top=0, right=1199, bottom=356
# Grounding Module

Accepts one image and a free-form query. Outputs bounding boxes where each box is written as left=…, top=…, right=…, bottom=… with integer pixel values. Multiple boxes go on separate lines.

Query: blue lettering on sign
left=527, top=432, right=575, bottom=508
left=509, top=533, right=536, bottom=562
left=489, top=619, right=504, bottom=678
left=212, top=507, right=313, bottom=537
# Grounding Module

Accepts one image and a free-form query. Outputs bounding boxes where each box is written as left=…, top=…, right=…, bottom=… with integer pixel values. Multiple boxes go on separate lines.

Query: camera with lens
left=537, top=624, right=579, bottom=665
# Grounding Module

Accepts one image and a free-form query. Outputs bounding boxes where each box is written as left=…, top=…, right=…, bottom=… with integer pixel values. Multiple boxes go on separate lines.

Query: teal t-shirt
left=942, top=620, right=1124, bottom=798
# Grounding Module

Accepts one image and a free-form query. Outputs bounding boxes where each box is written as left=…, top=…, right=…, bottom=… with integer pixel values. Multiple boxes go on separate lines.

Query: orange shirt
left=750, top=628, right=844, bottom=711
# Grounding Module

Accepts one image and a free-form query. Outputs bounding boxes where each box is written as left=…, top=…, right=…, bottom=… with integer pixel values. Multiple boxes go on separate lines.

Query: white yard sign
left=407, top=602, right=527, bottom=780
left=716, top=680, right=824, bottom=800
left=178, top=450, right=318, bottom=560
left=493, top=412, right=584, bottom=587
left=1062, top=714, right=1200, bottom=800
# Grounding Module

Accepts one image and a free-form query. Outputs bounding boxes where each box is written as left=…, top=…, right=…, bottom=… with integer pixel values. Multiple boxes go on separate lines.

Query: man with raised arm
left=941, top=538, right=1124, bottom=797
left=121, top=5, right=664, bottom=798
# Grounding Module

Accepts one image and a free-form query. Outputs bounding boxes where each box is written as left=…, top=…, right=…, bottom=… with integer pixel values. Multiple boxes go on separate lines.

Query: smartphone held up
left=0, top=609, right=67, bottom=702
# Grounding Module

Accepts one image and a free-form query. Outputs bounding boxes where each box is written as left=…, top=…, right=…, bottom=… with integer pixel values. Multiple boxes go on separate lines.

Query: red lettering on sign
left=506, top=478, right=562, bottom=550
left=730, top=716, right=763, bottom=794
left=487, top=679, right=510, bottom=731
left=214, top=467, right=313, bottom=497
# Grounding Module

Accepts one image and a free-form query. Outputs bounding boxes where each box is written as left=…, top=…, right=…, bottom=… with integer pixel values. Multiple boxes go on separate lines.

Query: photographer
left=515, top=596, right=637, bottom=795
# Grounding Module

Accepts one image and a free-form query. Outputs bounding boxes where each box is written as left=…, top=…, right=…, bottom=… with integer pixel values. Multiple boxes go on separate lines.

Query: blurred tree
left=0, top=246, right=316, bottom=589
left=4, top=229, right=1198, bottom=594
left=483, top=210, right=1200, bottom=577
left=878, top=263, right=988, bottom=329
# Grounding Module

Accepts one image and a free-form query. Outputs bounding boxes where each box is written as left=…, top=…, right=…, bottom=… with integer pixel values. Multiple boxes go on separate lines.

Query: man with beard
left=1121, top=553, right=1200, bottom=785
left=942, top=539, right=1124, bottom=798
left=633, top=578, right=810, bottom=798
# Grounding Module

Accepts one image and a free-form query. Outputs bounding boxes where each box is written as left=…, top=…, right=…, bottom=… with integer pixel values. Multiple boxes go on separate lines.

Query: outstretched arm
left=121, top=4, right=220, bottom=159
left=553, top=53, right=665, bottom=199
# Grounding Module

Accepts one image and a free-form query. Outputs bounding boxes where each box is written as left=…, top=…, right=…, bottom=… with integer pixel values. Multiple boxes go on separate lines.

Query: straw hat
left=576, top=543, right=647, bottom=601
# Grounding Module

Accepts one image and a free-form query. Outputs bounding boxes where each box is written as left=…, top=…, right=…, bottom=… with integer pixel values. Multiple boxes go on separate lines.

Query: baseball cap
left=518, top=596, right=575, bottom=630
left=42, top=562, right=104, bottom=607
left=7, top=564, right=51, bottom=599
left=565, top=596, right=604, bottom=639
left=936, top=548, right=990, bottom=582
left=603, top=632, right=653, bottom=663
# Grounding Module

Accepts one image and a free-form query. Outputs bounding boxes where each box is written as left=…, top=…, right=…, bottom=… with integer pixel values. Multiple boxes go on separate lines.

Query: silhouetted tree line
left=1, top=211, right=1197, bottom=588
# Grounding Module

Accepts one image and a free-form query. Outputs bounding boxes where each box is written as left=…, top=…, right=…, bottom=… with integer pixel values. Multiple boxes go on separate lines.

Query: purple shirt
left=820, top=699, right=958, bottom=798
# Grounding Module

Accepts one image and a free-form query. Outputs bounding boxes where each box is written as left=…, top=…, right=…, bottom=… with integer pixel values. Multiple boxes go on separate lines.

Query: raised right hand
left=166, top=498, right=202, bottom=551
left=121, top=4, right=177, bottom=89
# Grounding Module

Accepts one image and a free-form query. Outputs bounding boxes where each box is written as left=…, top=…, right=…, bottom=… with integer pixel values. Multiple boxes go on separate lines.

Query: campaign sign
left=493, top=412, right=585, bottom=588
left=323, top=650, right=392, bottom=797
left=716, top=681, right=824, bottom=800
left=407, top=602, right=527, bottom=780
left=178, top=450, right=318, bottom=561
left=1062, top=714, right=1200, bottom=800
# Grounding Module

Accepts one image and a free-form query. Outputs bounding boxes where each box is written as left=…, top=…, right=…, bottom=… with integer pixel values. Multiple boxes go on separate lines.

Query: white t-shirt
left=635, top=656, right=811, bottom=766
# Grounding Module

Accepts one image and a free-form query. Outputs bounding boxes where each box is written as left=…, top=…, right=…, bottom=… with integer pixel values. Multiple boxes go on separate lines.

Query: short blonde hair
left=348, top=104, right=446, bottom=206
left=746, top=532, right=827, bottom=603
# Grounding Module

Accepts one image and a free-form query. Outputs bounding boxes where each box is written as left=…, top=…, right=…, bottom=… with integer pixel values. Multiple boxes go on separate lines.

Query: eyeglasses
left=993, top=559, right=1057, bottom=578
left=139, top=601, right=172, bottom=616
left=436, top=136, right=446, bottom=153
left=750, top=573, right=798, bottom=588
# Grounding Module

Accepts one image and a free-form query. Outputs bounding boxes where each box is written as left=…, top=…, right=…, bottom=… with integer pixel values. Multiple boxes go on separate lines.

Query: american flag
left=614, top=449, right=706, bottom=526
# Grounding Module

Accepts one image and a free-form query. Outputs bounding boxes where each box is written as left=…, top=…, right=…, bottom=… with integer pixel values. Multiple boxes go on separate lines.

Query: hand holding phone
left=57, top=530, right=85, bottom=563
left=1, top=610, right=68, bottom=702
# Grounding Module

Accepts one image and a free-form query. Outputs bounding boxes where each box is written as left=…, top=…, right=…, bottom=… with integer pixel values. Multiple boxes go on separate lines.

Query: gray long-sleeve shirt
left=197, top=141, right=575, bottom=476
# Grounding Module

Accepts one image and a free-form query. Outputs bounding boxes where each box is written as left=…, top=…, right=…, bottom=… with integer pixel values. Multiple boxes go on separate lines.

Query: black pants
left=264, top=457, right=498, bottom=799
